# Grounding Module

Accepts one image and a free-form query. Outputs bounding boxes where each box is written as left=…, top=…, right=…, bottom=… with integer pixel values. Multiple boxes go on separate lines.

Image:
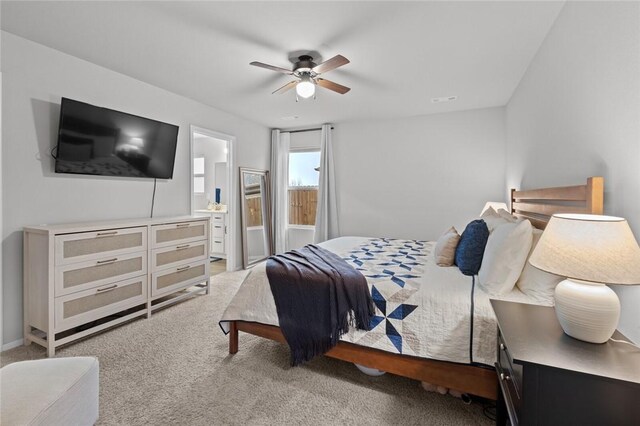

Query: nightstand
left=491, top=300, right=640, bottom=425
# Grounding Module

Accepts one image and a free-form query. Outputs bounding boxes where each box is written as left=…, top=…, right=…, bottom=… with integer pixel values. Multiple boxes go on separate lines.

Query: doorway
left=189, top=126, right=236, bottom=274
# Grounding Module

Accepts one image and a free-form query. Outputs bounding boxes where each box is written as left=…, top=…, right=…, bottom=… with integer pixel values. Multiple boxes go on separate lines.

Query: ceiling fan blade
left=312, top=55, right=350, bottom=74
left=272, top=80, right=298, bottom=94
left=250, top=61, right=293, bottom=74
left=316, top=78, right=351, bottom=94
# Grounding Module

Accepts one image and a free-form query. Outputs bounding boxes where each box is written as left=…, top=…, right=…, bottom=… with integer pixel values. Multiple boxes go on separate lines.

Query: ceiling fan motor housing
left=293, top=55, right=317, bottom=75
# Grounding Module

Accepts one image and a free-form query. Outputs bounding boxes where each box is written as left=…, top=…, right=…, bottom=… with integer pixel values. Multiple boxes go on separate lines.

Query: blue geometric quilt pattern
left=341, top=238, right=430, bottom=355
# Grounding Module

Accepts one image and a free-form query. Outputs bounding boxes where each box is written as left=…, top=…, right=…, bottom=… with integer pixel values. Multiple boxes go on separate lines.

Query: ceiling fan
left=250, top=54, right=351, bottom=100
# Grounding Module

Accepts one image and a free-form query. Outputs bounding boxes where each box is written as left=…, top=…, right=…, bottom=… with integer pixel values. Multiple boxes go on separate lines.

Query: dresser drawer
left=211, top=213, right=225, bottom=223
left=151, top=260, right=208, bottom=297
left=151, top=221, right=208, bottom=248
left=212, top=222, right=224, bottom=238
left=211, top=239, right=224, bottom=254
left=55, top=227, right=147, bottom=265
left=55, top=251, right=147, bottom=296
left=55, top=276, right=147, bottom=331
left=496, top=333, right=522, bottom=425
left=499, top=336, right=523, bottom=398
left=151, top=241, right=208, bottom=271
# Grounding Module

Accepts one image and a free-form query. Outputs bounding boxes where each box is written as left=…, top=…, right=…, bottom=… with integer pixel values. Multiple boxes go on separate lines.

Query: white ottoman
left=1, top=357, right=99, bottom=426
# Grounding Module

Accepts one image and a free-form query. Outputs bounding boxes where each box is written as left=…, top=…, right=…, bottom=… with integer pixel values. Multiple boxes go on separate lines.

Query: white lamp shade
left=529, top=214, right=640, bottom=285
left=481, top=201, right=509, bottom=215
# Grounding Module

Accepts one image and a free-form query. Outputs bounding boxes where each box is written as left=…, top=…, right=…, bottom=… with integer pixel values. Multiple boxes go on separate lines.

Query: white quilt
left=220, top=236, right=545, bottom=366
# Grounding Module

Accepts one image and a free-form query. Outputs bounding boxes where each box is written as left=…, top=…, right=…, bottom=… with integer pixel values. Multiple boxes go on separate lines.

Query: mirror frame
left=239, top=167, right=274, bottom=268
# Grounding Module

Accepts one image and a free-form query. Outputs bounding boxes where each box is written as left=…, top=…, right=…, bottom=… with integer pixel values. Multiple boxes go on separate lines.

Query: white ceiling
left=0, top=1, right=564, bottom=128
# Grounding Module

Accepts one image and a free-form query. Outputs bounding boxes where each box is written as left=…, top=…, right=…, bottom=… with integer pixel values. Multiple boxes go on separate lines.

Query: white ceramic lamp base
left=554, top=279, right=621, bottom=344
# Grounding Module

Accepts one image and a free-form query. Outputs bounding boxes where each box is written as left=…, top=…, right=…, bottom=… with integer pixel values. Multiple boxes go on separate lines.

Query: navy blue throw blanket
left=266, top=244, right=375, bottom=366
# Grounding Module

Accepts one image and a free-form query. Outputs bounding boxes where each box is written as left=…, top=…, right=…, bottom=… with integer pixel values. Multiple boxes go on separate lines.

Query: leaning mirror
left=239, top=168, right=273, bottom=268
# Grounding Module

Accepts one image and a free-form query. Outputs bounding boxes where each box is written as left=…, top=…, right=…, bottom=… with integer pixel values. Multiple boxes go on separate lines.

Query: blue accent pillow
left=455, top=219, right=490, bottom=276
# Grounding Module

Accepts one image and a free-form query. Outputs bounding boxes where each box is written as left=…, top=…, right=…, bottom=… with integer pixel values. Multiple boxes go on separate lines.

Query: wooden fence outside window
left=244, top=195, right=263, bottom=227
left=288, top=187, right=318, bottom=226
left=245, top=188, right=317, bottom=227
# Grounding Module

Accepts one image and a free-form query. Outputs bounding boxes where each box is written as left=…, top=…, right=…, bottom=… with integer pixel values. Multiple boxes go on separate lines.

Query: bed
left=220, top=177, right=604, bottom=400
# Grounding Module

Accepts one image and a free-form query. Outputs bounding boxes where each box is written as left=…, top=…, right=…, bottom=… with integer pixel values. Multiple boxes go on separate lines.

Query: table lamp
left=529, top=214, right=640, bottom=344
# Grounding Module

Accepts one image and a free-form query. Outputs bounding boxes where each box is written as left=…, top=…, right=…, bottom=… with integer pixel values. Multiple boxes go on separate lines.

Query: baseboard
left=2, top=338, right=24, bottom=352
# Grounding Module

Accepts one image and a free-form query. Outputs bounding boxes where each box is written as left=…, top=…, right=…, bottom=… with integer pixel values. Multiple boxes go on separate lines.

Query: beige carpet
left=2, top=271, right=492, bottom=425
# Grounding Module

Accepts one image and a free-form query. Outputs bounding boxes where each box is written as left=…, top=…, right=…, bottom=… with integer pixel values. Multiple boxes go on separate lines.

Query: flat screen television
left=55, top=98, right=179, bottom=179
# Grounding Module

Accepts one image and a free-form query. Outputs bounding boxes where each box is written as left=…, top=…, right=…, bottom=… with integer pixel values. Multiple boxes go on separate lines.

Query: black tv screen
left=55, top=98, right=179, bottom=179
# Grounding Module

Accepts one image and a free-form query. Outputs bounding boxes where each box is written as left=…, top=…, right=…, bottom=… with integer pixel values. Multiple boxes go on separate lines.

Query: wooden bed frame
left=228, top=176, right=605, bottom=401
left=510, top=176, right=604, bottom=228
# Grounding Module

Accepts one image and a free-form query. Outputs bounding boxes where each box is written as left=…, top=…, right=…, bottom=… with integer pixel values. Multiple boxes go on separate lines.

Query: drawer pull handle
left=96, top=284, right=118, bottom=293
left=176, top=223, right=190, bottom=228
left=96, top=258, right=118, bottom=265
left=214, top=241, right=222, bottom=244
left=96, top=231, right=118, bottom=237
left=176, top=265, right=191, bottom=272
left=176, top=244, right=190, bottom=250
left=500, top=373, right=511, bottom=382
left=214, top=226, right=222, bottom=229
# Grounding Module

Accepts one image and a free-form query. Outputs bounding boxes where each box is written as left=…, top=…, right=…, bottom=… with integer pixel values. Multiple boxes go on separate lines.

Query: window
left=193, top=157, right=205, bottom=193
left=288, top=150, right=320, bottom=226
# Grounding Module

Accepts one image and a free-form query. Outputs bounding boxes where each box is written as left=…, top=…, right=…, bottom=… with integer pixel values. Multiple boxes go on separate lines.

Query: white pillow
left=480, top=207, right=511, bottom=232
left=497, top=208, right=518, bottom=223
left=516, top=229, right=564, bottom=305
left=478, top=220, right=533, bottom=295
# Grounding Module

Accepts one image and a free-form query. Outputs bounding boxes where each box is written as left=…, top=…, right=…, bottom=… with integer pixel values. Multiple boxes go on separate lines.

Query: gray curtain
left=314, top=124, right=339, bottom=243
left=271, top=129, right=290, bottom=253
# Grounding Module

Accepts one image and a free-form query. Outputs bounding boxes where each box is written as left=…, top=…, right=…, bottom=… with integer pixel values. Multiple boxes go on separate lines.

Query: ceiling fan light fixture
left=250, top=54, right=350, bottom=98
left=296, top=75, right=315, bottom=99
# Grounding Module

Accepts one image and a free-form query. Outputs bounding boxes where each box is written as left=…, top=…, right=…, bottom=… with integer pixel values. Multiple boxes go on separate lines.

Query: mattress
left=220, top=236, right=545, bottom=366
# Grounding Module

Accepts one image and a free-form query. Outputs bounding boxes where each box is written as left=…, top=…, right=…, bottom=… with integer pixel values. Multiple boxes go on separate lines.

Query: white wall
left=1, top=32, right=270, bottom=346
left=505, top=2, right=640, bottom=342
left=0, top=67, right=4, bottom=350
left=214, top=162, right=228, bottom=204
left=193, top=135, right=227, bottom=210
left=333, top=108, right=507, bottom=241
left=247, top=227, right=268, bottom=260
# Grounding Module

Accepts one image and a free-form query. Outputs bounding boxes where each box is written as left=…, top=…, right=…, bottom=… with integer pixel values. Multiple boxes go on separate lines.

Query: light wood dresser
left=23, top=216, right=210, bottom=356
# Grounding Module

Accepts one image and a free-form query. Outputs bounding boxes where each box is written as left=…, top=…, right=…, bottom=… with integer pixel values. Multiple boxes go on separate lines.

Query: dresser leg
left=47, top=338, right=56, bottom=357
left=46, top=325, right=56, bottom=357
left=23, top=325, right=32, bottom=346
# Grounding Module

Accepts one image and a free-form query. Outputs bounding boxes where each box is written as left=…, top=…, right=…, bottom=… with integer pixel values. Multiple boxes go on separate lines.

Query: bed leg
left=229, top=321, right=238, bottom=354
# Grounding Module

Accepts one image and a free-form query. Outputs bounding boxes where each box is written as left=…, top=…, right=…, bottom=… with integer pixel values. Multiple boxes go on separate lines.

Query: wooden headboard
left=510, top=176, right=604, bottom=229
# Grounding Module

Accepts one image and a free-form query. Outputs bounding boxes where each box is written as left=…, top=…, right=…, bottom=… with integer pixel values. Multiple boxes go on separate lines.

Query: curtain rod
left=286, top=126, right=334, bottom=134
